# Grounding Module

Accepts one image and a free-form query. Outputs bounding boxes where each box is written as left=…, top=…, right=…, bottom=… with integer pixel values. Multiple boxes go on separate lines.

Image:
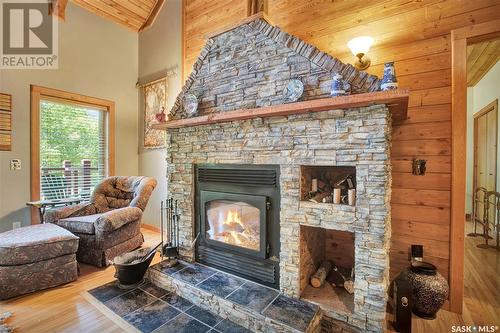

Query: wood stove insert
left=200, top=191, right=267, bottom=258
left=195, top=164, right=280, bottom=289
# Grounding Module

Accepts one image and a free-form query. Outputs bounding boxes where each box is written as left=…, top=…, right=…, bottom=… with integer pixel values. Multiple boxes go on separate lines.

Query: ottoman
left=0, top=223, right=79, bottom=300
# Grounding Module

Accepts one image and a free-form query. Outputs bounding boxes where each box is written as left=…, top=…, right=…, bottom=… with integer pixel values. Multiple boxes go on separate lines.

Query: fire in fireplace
left=195, top=164, right=280, bottom=289
left=200, top=190, right=268, bottom=258
left=206, top=200, right=260, bottom=250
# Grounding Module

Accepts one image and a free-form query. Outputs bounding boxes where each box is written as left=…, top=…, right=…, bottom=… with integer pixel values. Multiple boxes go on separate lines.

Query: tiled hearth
left=147, top=260, right=322, bottom=333
left=88, top=278, right=252, bottom=333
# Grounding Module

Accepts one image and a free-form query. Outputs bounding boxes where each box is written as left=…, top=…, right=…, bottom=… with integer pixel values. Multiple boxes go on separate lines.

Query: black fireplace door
left=199, top=190, right=268, bottom=259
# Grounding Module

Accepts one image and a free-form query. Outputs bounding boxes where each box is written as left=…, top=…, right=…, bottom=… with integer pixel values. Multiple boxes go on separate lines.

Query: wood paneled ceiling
left=71, top=0, right=164, bottom=31
left=467, top=39, right=500, bottom=87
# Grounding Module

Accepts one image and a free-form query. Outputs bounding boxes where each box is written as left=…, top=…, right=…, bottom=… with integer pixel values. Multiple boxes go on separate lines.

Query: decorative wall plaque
left=282, top=79, right=304, bottom=102
left=183, top=93, right=198, bottom=116
left=143, top=79, right=167, bottom=149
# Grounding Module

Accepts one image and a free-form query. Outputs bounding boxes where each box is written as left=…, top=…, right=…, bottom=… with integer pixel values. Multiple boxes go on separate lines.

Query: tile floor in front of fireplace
left=150, top=260, right=319, bottom=332
left=89, top=261, right=317, bottom=333
left=88, top=279, right=251, bottom=333
left=88, top=260, right=318, bottom=333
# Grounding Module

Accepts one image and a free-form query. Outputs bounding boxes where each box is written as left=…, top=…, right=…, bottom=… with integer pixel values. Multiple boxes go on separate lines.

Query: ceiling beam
left=467, top=39, right=500, bottom=86
left=72, top=0, right=146, bottom=31
left=49, top=0, right=68, bottom=20
left=139, top=0, right=166, bottom=32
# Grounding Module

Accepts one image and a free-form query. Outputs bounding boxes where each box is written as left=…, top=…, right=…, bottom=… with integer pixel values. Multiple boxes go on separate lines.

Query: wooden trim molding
left=30, top=85, right=115, bottom=224
left=450, top=19, right=500, bottom=314
left=30, top=88, right=41, bottom=223
left=31, top=86, right=115, bottom=109
left=0, top=93, right=12, bottom=151
left=49, top=0, right=68, bottom=20
left=141, top=223, right=161, bottom=233
left=181, top=0, right=186, bottom=81
left=108, top=102, right=116, bottom=177
left=153, top=90, right=409, bottom=130
left=139, top=0, right=166, bottom=32
left=473, top=99, right=498, bottom=119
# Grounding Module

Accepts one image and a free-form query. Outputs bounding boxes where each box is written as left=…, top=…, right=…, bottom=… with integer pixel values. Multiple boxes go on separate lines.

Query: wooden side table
left=26, top=198, right=84, bottom=223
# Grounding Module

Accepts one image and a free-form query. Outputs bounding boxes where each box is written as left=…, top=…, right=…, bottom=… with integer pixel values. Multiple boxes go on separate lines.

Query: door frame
left=30, top=85, right=115, bottom=224
left=472, top=99, right=498, bottom=205
left=450, top=19, right=500, bottom=313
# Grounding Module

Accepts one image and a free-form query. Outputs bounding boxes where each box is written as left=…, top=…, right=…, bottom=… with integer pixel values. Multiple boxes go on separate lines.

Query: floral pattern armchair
left=45, top=176, right=157, bottom=267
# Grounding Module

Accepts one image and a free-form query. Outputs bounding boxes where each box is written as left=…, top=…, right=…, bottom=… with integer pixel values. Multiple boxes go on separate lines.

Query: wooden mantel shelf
left=152, top=90, right=409, bottom=130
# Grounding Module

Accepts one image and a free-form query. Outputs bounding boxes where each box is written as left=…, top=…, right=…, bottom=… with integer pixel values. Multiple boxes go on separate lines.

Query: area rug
left=0, top=311, right=14, bottom=333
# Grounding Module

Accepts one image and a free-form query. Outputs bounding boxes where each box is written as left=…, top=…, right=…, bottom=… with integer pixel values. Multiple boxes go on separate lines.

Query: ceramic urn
left=406, top=261, right=449, bottom=319
left=380, top=61, right=398, bottom=90
left=330, top=73, right=346, bottom=96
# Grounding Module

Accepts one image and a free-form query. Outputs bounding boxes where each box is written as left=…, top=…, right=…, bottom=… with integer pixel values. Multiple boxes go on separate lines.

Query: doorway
left=473, top=100, right=498, bottom=205
left=465, top=45, right=499, bottom=325
left=451, top=20, right=500, bottom=324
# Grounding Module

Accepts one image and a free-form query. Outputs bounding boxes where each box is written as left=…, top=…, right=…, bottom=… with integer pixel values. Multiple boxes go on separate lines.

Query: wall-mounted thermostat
left=10, top=159, right=21, bottom=170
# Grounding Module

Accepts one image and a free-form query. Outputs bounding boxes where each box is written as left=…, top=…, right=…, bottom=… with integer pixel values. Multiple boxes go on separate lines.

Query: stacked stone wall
left=166, top=104, right=391, bottom=331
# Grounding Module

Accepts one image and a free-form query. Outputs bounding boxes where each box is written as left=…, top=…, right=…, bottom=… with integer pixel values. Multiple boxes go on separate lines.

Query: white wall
left=138, top=0, right=182, bottom=227
left=0, top=3, right=139, bottom=232
left=465, top=60, right=500, bottom=213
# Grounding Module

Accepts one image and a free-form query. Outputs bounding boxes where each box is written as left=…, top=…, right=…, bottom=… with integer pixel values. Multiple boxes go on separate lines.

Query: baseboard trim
left=141, top=223, right=160, bottom=233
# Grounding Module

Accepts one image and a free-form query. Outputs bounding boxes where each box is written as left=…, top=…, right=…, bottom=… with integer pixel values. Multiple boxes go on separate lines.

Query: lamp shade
left=347, top=36, right=374, bottom=56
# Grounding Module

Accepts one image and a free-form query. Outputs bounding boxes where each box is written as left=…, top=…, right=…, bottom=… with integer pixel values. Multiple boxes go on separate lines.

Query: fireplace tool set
left=161, top=198, right=180, bottom=265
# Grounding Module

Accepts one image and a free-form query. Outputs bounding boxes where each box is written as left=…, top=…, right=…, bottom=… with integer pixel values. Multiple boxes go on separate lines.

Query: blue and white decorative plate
left=282, top=79, right=304, bottom=103
left=183, top=93, right=198, bottom=116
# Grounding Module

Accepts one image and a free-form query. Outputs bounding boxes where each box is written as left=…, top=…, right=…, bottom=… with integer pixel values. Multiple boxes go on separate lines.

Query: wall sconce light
left=347, top=36, right=374, bottom=71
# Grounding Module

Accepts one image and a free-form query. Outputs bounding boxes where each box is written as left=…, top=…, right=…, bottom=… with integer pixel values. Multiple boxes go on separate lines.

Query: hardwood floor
left=461, top=221, right=500, bottom=326
left=1, top=225, right=498, bottom=332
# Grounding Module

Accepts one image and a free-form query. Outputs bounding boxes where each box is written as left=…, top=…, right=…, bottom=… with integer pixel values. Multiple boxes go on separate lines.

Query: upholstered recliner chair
left=44, top=176, right=157, bottom=267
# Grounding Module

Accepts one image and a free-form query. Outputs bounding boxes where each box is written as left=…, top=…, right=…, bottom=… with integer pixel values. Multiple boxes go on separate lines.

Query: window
left=39, top=100, right=109, bottom=200
left=31, top=86, right=115, bottom=212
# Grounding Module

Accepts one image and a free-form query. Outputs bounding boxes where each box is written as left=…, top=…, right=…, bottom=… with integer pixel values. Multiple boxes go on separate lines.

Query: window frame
left=30, top=85, right=115, bottom=224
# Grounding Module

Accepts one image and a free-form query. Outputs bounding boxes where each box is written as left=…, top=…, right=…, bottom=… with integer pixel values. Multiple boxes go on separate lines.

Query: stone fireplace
left=163, top=103, right=392, bottom=331
left=156, top=15, right=404, bottom=332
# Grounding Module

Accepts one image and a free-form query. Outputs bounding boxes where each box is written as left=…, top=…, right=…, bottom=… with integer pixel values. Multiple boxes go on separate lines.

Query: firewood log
left=308, top=192, right=329, bottom=203
left=332, top=264, right=355, bottom=294
left=344, top=265, right=355, bottom=294
left=310, top=261, right=332, bottom=288
left=344, top=280, right=354, bottom=294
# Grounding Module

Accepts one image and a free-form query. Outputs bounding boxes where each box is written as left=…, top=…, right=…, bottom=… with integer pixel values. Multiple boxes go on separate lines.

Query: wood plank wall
left=183, top=0, right=247, bottom=79
left=182, top=0, right=500, bottom=282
